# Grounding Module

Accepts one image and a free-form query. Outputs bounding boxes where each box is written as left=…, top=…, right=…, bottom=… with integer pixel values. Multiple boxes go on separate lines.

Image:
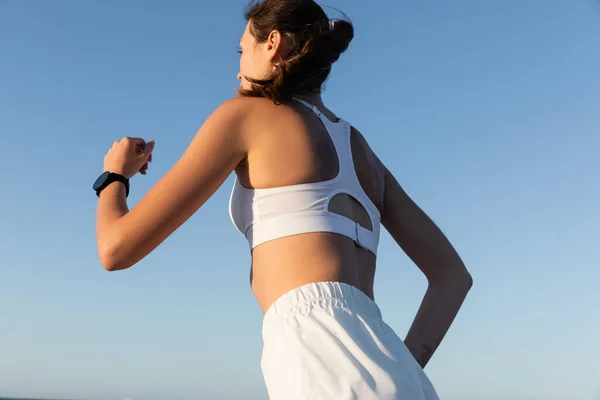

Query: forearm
left=96, top=182, right=129, bottom=269
left=404, top=276, right=472, bottom=368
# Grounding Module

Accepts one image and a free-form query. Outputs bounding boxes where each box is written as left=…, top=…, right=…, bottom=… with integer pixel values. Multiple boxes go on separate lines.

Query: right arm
left=380, top=165, right=473, bottom=368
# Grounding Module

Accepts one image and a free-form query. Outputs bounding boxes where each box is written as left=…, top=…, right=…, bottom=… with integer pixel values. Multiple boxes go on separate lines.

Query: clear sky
left=1, top=0, right=599, bottom=399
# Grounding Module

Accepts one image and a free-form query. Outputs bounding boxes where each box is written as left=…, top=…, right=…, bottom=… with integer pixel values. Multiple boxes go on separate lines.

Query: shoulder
left=213, top=96, right=277, bottom=119
left=350, top=125, right=385, bottom=172
left=203, top=96, right=270, bottom=140
left=212, top=96, right=286, bottom=137
left=203, top=96, right=283, bottom=156
left=349, top=124, right=387, bottom=213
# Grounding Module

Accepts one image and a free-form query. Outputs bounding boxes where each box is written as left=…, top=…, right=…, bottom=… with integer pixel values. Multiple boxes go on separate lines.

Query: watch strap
left=96, top=172, right=130, bottom=198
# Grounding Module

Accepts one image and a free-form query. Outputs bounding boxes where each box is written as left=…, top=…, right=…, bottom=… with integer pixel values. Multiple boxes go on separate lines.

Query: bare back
left=234, top=98, right=386, bottom=313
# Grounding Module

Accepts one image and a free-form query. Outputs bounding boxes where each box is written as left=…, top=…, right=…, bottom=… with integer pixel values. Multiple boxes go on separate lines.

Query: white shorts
left=261, top=281, right=440, bottom=400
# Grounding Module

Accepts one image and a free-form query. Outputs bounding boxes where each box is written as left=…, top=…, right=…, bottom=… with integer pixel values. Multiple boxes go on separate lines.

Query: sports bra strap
left=293, top=98, right=324, bottom=118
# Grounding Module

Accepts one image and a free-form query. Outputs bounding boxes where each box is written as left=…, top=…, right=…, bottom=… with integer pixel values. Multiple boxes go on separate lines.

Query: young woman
left=94, top=1, right=473, bottom=398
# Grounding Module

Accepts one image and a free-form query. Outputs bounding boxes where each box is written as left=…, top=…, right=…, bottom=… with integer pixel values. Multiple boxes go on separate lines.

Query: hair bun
left=328, top=19, right=354, bottom=57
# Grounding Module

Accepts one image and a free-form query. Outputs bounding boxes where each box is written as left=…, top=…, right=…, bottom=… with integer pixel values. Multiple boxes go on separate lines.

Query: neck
left=294, top=93, right=325, bottom=108
left=293, top=93, right=339, bottom=123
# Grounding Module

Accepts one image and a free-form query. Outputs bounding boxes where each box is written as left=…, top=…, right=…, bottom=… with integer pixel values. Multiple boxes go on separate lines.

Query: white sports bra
left=228, top=99, right=381, bottom=255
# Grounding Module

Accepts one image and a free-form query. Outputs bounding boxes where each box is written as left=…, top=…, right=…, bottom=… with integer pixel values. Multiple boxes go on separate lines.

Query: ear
left=265, top=30, right=292, bottom=62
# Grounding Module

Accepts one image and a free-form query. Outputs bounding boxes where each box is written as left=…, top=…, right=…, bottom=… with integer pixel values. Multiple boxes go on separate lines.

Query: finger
left=142, top=140, right=155, bottom=157
left=122, top=136, right=143, bottom=144
left=148, top=153, right=153, bottom=163
left=121, top=137, right=145, bottom=152
left=130, top=139, right=147, bottom=154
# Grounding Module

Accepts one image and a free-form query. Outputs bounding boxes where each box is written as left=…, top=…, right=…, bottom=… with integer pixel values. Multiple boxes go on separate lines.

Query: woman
left=94, top=0, right=472, bottom=398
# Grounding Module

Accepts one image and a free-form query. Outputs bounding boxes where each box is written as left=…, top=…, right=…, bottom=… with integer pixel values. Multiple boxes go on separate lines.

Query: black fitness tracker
left=93, top=171, right=130, bottom=198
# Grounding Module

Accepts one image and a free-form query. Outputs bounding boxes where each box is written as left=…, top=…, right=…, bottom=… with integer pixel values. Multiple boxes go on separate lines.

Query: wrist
left=94, top=171, right=129, bottom=198
left=98, top=180, right=128, bottom=199
left=104, top=167, right=128, bottom=177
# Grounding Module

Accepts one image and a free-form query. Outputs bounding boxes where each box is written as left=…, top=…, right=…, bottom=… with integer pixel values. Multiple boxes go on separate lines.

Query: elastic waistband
left=262, top=281, right=382, bottom=331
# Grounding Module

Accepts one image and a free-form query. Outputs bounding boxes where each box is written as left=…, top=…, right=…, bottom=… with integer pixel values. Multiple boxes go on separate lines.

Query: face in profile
left=237, top=22, right=284, bottom=90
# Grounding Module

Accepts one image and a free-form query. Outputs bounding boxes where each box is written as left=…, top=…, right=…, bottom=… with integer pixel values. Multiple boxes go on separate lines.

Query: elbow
left=430, top=269, right=473, bottom=293
left=99, top=253, right=126, bottom=272
left=460, top=271, right=474, bottom=292
left=450, top=270, right=473, bottom=293
left=98, top=238, right=130, bottom=272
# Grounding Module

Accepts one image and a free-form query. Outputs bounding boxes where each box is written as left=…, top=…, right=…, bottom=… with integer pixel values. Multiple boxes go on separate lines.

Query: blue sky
left=1, top=0, right=599, bottom=399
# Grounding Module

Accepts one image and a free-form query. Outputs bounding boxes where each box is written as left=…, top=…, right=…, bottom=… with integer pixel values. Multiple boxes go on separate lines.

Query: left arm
left=96, top=98, right=249, bottom=271
left=380, top=164, right=472, bottom=368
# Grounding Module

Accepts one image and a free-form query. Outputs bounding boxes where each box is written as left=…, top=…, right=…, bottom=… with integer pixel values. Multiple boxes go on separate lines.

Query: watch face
left=93, top=171, right=110, bottom=191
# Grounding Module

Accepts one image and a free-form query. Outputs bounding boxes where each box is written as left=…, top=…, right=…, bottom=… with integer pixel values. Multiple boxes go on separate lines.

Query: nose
left=237, top=73, right=242, bottom=81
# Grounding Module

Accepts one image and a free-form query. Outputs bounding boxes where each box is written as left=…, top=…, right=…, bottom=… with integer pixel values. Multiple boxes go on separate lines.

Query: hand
left=103, top=137, right=155, bottom=179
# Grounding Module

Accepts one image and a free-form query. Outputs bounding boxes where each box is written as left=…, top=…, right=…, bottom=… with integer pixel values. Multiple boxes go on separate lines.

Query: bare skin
left=96, top=21, right=472, bottom=369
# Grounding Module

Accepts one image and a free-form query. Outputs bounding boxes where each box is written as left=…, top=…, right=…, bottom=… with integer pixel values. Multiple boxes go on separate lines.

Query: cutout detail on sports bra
left=328, top=193, right=373, bottom=232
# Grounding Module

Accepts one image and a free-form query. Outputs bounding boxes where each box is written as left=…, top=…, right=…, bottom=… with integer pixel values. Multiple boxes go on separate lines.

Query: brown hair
left=237, top=0, right=354, bottom=105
